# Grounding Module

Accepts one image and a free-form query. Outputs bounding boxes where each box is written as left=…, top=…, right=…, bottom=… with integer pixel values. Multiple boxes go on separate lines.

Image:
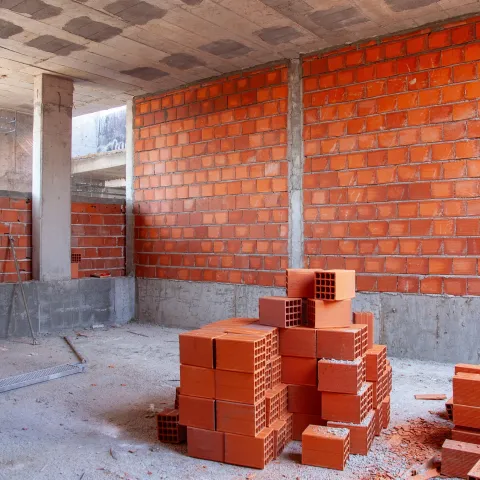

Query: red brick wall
left=303, top=16, right=480, bottom=296
left=0, top=197, right=126, bottom=282
left=133, top=65, right=289, bottom=287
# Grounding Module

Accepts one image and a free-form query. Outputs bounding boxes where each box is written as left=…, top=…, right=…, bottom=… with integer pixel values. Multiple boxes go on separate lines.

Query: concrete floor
left=0, top=325, right=458, bottom=480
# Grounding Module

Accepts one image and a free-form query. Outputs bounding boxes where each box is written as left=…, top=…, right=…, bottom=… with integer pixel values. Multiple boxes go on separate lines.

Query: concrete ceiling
left=1, top=0, right=479, bottom=116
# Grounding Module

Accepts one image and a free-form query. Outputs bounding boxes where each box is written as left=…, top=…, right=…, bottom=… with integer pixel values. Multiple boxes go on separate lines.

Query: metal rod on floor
left=64, top=336, right=87, bottom=364
left=8, top=235, right=37, bottom=345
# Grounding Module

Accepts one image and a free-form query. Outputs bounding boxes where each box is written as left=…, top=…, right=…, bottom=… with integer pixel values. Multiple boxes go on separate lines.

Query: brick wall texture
left=133, top=65, right=289, bottom=287
left=0, top=198, right=125, bottom=282
left=303, top=16, right=480, bottom=296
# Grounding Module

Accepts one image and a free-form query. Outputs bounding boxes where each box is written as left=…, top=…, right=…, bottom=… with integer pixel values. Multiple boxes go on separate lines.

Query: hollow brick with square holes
left=454, top=373, right=480, bottom=407
left=178, top=395, right=216, bottom=430
left=353, top=312, right=375, bottom=350
left=374, top=406, right=382, bottom=437
left=187, top=427, right=225, bottom=462
left=281, top=412, right=293, bottom=444
left=225, top=323, right=278, bottom=358
left=279, top=326, right=317, bottom=358
left=215, top=333, right=266, bottom=373
left=452, top=427, right=480, bottom=445
left=302, top=425, right=350, bottom=470
left=286, top=269, right=317, bottom=298
left=224, top=427, right=275, bottom=469
left=315, top=270, right=356, bottom=301
left=318, top=357, right=366, bottom=394
left=179, top=330, right=226, bottom=369
left=288, top=385, right=323, bottom=415
left=327, top=410, right=375, bottom=456
left=264, top=361, right=272, bottom=390
left=469, top=460, right=480, bottom=480
left=365, top=345, right=387, bottom=382
left=215, top=368, right=266, bottom=405
left=271, top=418, right=287, bottom=458
left=307, top=299, right=352, bottom=328
left=454, top=404, right=480, bottom=430
left=266, top=383, right=288, bottom=426
left=156, top=409, right=186, bottom=444
left=271, top=354, right=282, bottom=387
left=372, top=367, right=389, bottom=408
left=180, top=365, right=215, bottom=399
left=382, top=395, right=391, bottom=429
left=259, top=297, right=302, bottom=328
left=216, top=399, right=266, bottom=436
left=282, top=356, right=317, bottom=386
left=317, top=325, right=367, bottom=361
left=292, top=413, right=326, bottom=440
left=322, top=382, right=373, bottom=424
left=446, top=397, right=454, bottom=421
left=442, top=440, right=480, bottom=478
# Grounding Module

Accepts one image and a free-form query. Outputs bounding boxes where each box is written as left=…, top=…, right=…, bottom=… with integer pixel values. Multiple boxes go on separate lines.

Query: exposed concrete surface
left=0, top=277, right=134, bottom=338
left=125, top=99, right=134, bottom=277
left=0, top=325, right=455, bottom=480
left=136, top=278, right=284, bottom=328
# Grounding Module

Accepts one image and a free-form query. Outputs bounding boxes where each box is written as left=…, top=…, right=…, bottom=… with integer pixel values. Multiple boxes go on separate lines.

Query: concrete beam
left=32, top=74, right=73, bottom=281
left=72, top=150, right=125, bottom=181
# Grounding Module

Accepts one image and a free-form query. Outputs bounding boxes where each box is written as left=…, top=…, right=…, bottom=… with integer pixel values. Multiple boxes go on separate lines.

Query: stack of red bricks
left=156, top=268, right=392, bottom=471
left=442, top=363, right=480, bottom=479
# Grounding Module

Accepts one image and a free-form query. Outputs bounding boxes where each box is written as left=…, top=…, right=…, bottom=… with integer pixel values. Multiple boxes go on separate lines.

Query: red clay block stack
left=442, top=363, right=480, bottom=478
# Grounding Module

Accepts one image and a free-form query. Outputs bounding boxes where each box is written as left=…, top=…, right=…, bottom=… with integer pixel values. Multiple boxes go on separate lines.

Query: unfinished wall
left=0, top=194, right=126, bottom=282
left=303, top=17, right=480, bottom=296
left=134, top=65, right=289, bottom=287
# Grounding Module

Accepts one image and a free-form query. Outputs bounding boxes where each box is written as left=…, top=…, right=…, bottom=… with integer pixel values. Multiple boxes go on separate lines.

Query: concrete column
left=125, top=98, right=135, bottom=276
left=32, top=74, right=73, bottom=281
left=287, top=58, right=304, bottom=268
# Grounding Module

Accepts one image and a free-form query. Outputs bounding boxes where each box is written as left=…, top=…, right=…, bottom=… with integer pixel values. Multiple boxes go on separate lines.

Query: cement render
left=0, top=277, right=134, bottom=337
left=137, top=278, right=480, bottom=364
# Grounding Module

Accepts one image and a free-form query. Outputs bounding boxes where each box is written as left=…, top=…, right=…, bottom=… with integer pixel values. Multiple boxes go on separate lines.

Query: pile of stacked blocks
left=156, top=269, right=392, bottom=470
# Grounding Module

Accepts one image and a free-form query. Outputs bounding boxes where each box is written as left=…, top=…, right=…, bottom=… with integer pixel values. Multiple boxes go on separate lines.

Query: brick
left=215, top=368, right=265, bottom=405
left=317, top=325, right=368, bottom=361
left=179, top=395, right=215, bottom=430
left=279, top=326, right=316, bottom=358
left=454, top=404, right=480, bottom=429
left=180, top=365, right=215, bottom=399
left=382, top=395, right=391, bottom=428
left=365, top=345, right=387, bottom=382
left=187, top=427, right=224, bottom=462
left=318, top=357, right=366, bottom=394
left=216, top=399, right=266, bottom=436
left=259, top=297, right=302, bottom=328
left=225, top=323, right=278, bottom=358
left=307, top=299, right=352, bottom=328
left=224, top=427, right=275, bottom=469
left=287, top=385, right=323, bottom=415
left=446, top=396, right=454, bottom=421
left=452, top=427, right=480, bottom=445
left=469, top=460, right=480, bottom=479
left=157, top=409, right=186, bottom=443
left=216, top=333, right=266, bottom=373
left=179, top=330, right=226, bottom=369
left=286, top=269, right=316, bottom=297
left=441, top=439, right=480, bottom=478
left=266, top=384, right=288, bottom=426
left=353, top=311, right=375, bottom=349
left=271, top=354, right=282, bottom=387
left=302, top=425, right=350, bottom=470
left=315, top=269, right=355, bottom=300
left=281, top=356, right=317, bottom=386
left=292, top=413, right=326, bottom=440
left=373, top=406, right=382, bottom=436
left=456, top=364, right=480, bottom=375
left=327, top=410, right=375, bottom=455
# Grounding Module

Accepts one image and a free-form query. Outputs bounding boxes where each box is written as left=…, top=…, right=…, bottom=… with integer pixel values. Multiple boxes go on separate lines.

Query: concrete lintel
left=287, top=57, right=304, bottom=269
left=72, top=150, right=125, bottom=176
left=125, top=98, right=135, bottom=277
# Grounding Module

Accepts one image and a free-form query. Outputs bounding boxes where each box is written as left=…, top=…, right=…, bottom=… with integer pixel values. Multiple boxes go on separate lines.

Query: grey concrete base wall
left=0, top=276, right=134, bottom=337
left=137, top=278, right=479, bottom=364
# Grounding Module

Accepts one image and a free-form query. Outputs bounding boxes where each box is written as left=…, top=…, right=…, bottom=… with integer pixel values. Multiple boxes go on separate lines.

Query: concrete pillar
left=32, top=74, right=74, bottom=281
left=125, top=98, right=135, bottom=276
left=287, top=58, right=304, bottom=269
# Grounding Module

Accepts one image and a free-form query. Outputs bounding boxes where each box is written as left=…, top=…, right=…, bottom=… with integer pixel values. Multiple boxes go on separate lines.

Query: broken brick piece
left=302, top=425, right=350, bottom=470
left=224, top=427, right=275, bottom=469
left=180, top=365, right=215, bottom=399
left=216, top=333, right=266, bottom=373
left=178, top=395, right=215, bottom=430
left=365, top=345, right=387, bottom=382
left=187, top=427, right=224, bottom=462
left=292, top=413, right=326, bottom=440
left=286, top=269, right=316, bottom=298
left=322, top=382, right=373, bottom=424
left=353, top=312, right=375, bottom=349
left=452, top=427, right=480, bottom=445
left=156, top=408, right=186, bottom=444
left=259, top=297, right=302, bottom=328
left=307, top=299, right=352, bottom=328
left=454, top=373, right=480, bottom=407
left=315, top=270, right=356, bottom=301
left=216, top=399, right=266, bottom=436
left=288, top=384, right=322, bottom=415
left=454, top=404, right=480, bottom=430
left=215, top=368, right=266, bottom=405
left=318, top=357, right=366, bottom=394
left=442, top=439, right=480, bottom=478
left=317, top=325, right=367, bottom=361
left=282, top=356, right=317, bottom=386
left=327, top=410, right=375, bottom=455
left=280, top=326, right=317, bottom=358
left=179, top=329, right=226, bottom=369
